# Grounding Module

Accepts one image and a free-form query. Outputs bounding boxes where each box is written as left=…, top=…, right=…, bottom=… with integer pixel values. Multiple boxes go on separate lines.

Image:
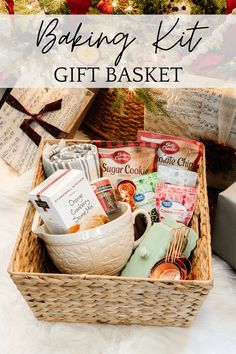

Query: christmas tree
left=0, top=0, right=227, bottom=14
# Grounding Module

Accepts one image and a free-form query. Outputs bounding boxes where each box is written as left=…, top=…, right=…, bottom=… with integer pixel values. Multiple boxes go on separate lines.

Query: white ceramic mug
left=34, top=202, right=151, bottom=275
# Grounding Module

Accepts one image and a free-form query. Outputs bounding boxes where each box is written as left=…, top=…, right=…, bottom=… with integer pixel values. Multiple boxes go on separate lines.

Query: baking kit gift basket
left=8, top=132, right=213, bottom=327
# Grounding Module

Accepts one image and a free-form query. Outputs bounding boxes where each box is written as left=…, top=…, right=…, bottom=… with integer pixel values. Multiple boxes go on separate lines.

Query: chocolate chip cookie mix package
left=137, top=131, right=203, bottom=171
left=94, top=141, right=158, bottom=186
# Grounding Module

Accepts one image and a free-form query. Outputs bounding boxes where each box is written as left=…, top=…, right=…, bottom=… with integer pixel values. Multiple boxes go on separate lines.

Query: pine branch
left=108, top=88, right=169, bottom=117
left=109, top=88, right=125, bottom=115
left=38, top=0, right=69, bottom=14
left=135, top=88, right=169, bottom=117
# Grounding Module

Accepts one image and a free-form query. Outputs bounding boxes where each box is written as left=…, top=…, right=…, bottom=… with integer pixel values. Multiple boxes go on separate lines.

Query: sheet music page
left=0, top=88, right=92, bottom=174
left=144, top=89, right=236, bottom=149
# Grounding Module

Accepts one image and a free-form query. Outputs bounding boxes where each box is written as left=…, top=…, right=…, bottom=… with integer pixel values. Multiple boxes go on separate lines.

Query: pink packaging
left=156, top=183, right=197, bottom=225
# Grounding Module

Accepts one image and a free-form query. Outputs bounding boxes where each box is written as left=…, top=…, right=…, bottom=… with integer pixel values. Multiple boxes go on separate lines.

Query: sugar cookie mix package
left=158, top=165, right=198, bottom=187
left=137, top=130, right=203, bottom=171
left=133, top=172, right=159, bottom=223
left=156, top=183, right=197, bottom=225
left=29, top=169, right=108, bottom=234
left=94, top=141, right=158, bottom=186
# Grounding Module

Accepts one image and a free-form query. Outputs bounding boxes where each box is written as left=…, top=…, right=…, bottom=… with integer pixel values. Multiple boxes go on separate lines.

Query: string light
left=26, top=4, right=33, bottom=11
left=125, top=5, right=133, bottom=13
left=112, top=0, right=139, bottom=14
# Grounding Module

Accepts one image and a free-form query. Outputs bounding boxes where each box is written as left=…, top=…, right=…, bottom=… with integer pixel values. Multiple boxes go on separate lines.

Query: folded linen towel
left=42, top=140, right=100, bottom=181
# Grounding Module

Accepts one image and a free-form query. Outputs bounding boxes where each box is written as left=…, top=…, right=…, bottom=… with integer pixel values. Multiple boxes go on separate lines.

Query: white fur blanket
left=0, top=158, right=236, bottom=354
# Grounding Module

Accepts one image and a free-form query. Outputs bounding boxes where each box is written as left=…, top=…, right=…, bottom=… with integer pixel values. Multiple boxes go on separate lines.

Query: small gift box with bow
left=0, top=88, right=94, bottom=174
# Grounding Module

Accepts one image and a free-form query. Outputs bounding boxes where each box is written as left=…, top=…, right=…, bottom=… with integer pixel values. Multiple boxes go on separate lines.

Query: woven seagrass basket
left=8, top=139, right=213, bottom=327
left=82, top=89, right=144, bottom=140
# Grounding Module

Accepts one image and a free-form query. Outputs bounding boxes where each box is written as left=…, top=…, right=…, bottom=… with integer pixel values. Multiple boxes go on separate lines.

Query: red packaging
left=93, top=141, right=158, bottom=186
left=91, top=177, right=118, bottom=214
left=137, top=130, right=203, bottom=171
left=156, top=183, right=197, bottom=225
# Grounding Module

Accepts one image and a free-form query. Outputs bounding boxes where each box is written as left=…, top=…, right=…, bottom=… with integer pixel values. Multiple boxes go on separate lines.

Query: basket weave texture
left=83, top=89, right=144, bottom=140
left=8, top=139, right=213, bottom=327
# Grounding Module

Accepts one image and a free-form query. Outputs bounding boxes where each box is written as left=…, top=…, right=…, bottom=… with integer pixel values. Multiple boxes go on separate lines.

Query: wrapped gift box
left=145, top=88, right=236, bottom=149
left=0, top=88, right=95, bottom=174
left=213, top=182, right=236, bottom=270
left=145, top=88, right=236, bottom=189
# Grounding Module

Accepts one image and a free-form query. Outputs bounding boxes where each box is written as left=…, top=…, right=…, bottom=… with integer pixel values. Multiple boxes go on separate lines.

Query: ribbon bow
left=6, top=94, right=67, bottom=146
